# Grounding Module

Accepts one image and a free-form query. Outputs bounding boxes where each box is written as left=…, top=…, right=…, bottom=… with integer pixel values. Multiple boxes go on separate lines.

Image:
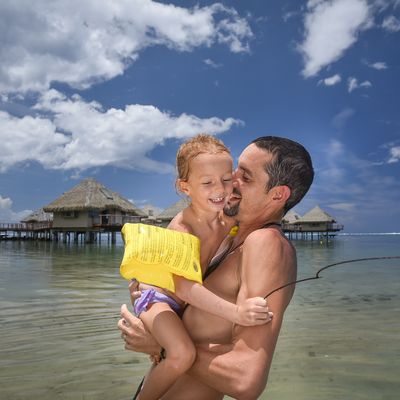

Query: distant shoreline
left=338, top=232, right=400, bottom=236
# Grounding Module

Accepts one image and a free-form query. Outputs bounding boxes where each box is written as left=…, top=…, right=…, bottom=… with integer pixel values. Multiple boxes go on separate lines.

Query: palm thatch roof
left=43, top=178, right=146, bottom=215
left=157, top=198, right=189, bottom=220
left=282, top=210, right=301, bottom=224
left=21, top=208, right=53, bottom=223
left=296, top=205, right=336, bottom=223
left=141, top=204, right=163, bottom=217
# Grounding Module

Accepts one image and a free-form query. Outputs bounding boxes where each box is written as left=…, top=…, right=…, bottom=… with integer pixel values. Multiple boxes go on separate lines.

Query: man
left=118, top=136, right=314, bottom=399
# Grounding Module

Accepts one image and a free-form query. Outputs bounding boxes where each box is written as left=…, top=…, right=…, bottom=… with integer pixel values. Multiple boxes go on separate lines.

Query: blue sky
left=0, top=0, right=399, bottom=232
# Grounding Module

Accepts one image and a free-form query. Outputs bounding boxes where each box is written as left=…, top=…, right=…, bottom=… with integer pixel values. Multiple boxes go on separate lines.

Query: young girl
left=126, top=134, right=271, bottom=400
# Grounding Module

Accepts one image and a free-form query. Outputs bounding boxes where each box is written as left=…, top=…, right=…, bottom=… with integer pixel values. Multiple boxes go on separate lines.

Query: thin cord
left=264, top=255, right=400, bottom=299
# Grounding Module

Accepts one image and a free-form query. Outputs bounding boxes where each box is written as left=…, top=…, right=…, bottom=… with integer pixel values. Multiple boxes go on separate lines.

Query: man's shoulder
left=243, top=226, right=289, bottom=249
left=241, top=227, right=296, bottom=272
left=240, top=226, right=297, bottom=302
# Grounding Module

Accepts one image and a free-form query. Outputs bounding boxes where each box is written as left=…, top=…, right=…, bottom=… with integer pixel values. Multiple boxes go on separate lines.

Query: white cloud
left=203, top=58, right=222, bottom=68
left=382, top=15, right=400, bottom=32
left=307, top=0, right=325, bottom=7
left=0, top=196, right=12, bottom=210
left=0, top=110, right=69, bottom=172
left=388, top=146, right=400, bottom=163
left=282, top=11, right=299, bottom=22
left=328, top=202, right=356, bottom=211
left=368, top=61, right=388, bottom=70
left=332, top=107, right=354, bottom=128
left=0, top=0, right=252, bottom=94
left=213, top=4, right=253, bottom=53
left=319, top=74, right=342, bottom=86
left=319, top=139, right=346, bottom=181
left=329, top=139, right=345, bottom=156
left=347, top=76, right=372, bottom=92
left=0, top=89, right=241, bottom=172
left=348, top=77, right=358, bottom=92
left=373, top=0, right=400, bottom=11
left=360, top=80, right=372, bottom=88
left=299, top=0, right=372, bottom=77
left=379, top=140, right=400, bottom=165
left=0, top=195, right=32, bottom=223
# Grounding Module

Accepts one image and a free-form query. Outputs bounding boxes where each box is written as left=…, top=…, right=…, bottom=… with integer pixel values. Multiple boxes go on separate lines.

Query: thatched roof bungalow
left=21, top=208, right=53, bottom=230
left=21, top=208, right=53, bottom=223
left=282, top=210, right=301, bottom=224
left=291, top=205, right=343, bottom=232
left=139, top=204, right=164, bottom=225
left=141, top=204, right=163, bottom=218
left=157, top=198, right=189, bottom=227
left=43, top=178, right=145, bottom=229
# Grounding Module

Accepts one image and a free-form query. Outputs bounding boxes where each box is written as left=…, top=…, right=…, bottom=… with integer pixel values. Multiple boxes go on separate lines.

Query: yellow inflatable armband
left=120, top=223, right=202, bottom=293
left=229, top=225, right=239, bottom=236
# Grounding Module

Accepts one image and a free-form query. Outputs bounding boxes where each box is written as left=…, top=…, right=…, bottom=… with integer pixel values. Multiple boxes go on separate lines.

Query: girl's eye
left=223, top=178, right=232, bottom=182
left=242, top=175, right=250, bottom=182
left=202, top=182, right=211, bottom=185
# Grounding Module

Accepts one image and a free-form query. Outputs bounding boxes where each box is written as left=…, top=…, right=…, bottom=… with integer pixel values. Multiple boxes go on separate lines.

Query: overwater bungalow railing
left=0, top=223, right=24, bottom=230
left=93, top=214, right=142, bottom=227
left=282, top=223, right=344, bottom=232
left=0, top=222, right=53, bottom=231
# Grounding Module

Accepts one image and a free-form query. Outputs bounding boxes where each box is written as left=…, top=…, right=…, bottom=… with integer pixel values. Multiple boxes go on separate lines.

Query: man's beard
left=224, top=188, right=241, bottom=217
left=224, top=203, right=239, bottom=217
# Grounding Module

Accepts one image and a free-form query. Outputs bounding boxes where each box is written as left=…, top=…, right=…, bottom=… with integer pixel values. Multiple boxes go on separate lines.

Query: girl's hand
left=235, top=297, right=273, bottom=326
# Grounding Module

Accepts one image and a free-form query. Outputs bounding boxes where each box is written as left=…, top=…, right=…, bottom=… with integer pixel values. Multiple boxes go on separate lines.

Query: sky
left=0, top=0, right=399, bottom=233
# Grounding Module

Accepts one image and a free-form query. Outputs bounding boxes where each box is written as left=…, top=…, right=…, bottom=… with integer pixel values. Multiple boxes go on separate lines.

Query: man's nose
left=232, top=169, right=239, bottom=186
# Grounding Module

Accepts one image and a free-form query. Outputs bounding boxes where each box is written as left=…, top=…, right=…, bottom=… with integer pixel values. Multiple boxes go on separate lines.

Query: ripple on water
left=2, top=238, right=400, bottom=400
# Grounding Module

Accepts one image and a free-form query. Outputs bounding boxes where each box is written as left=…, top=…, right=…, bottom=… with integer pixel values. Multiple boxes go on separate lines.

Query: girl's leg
left=138, top=302, right=196, bottom=400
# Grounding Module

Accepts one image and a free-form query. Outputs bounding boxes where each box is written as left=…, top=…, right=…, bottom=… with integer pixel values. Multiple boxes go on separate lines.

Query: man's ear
left=272, top=185, right=291, bottom=203
left=177, top=179, right=189, bottom=195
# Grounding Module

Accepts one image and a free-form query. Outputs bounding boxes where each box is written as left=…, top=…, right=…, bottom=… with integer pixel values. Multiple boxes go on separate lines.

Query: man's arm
left=187, top=229, right=297, bottom=399
left=174, top=276, right=270, bottom=326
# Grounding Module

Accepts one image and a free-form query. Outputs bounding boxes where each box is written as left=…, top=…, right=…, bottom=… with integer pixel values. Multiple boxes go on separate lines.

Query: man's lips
left=228, top=189, right=242, bottom=203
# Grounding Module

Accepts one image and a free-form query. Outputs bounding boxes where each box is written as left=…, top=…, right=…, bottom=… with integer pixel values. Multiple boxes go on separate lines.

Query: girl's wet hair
left=176, top=134, right=231, bottom=191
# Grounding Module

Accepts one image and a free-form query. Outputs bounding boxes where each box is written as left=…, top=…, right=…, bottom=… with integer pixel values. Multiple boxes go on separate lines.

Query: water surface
left=0, top=235, right=399, bottom=399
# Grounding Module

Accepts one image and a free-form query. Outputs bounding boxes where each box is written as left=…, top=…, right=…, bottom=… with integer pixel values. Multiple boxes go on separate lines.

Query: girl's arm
left=174, top=276, right=271, bottom=326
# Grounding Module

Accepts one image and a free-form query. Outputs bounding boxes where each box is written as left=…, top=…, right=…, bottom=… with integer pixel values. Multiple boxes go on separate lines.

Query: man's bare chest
left=204, top=252, right=241, bottom=303
left=184, top=254, right=241, bottom=344
left=197, top=230, right=229, bottom=270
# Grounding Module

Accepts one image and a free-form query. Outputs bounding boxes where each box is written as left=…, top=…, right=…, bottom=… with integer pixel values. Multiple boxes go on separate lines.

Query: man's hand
left=128, top=279, right=141, bottom=306
left=118, top=304, right=160, bottom=355
left=235, top=297, right=273, bottom=326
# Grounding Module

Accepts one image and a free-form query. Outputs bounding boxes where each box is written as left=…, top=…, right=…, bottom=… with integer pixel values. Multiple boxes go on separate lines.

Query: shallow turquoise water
left=263, top=235, right=400, bottom=400
left=0, top=235, right=399, bottom=399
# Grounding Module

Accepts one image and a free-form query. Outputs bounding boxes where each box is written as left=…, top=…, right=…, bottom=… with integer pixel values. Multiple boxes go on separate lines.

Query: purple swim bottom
left=134, top=288, right=182, bottom=316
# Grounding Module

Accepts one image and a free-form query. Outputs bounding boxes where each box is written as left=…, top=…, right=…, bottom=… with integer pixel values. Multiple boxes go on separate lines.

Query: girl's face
left=179, top=152, right=233, bottom=212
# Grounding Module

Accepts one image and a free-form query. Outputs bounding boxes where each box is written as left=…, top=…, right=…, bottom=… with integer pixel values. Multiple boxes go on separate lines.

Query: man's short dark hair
left=252, top=136, right=314, bottom=213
